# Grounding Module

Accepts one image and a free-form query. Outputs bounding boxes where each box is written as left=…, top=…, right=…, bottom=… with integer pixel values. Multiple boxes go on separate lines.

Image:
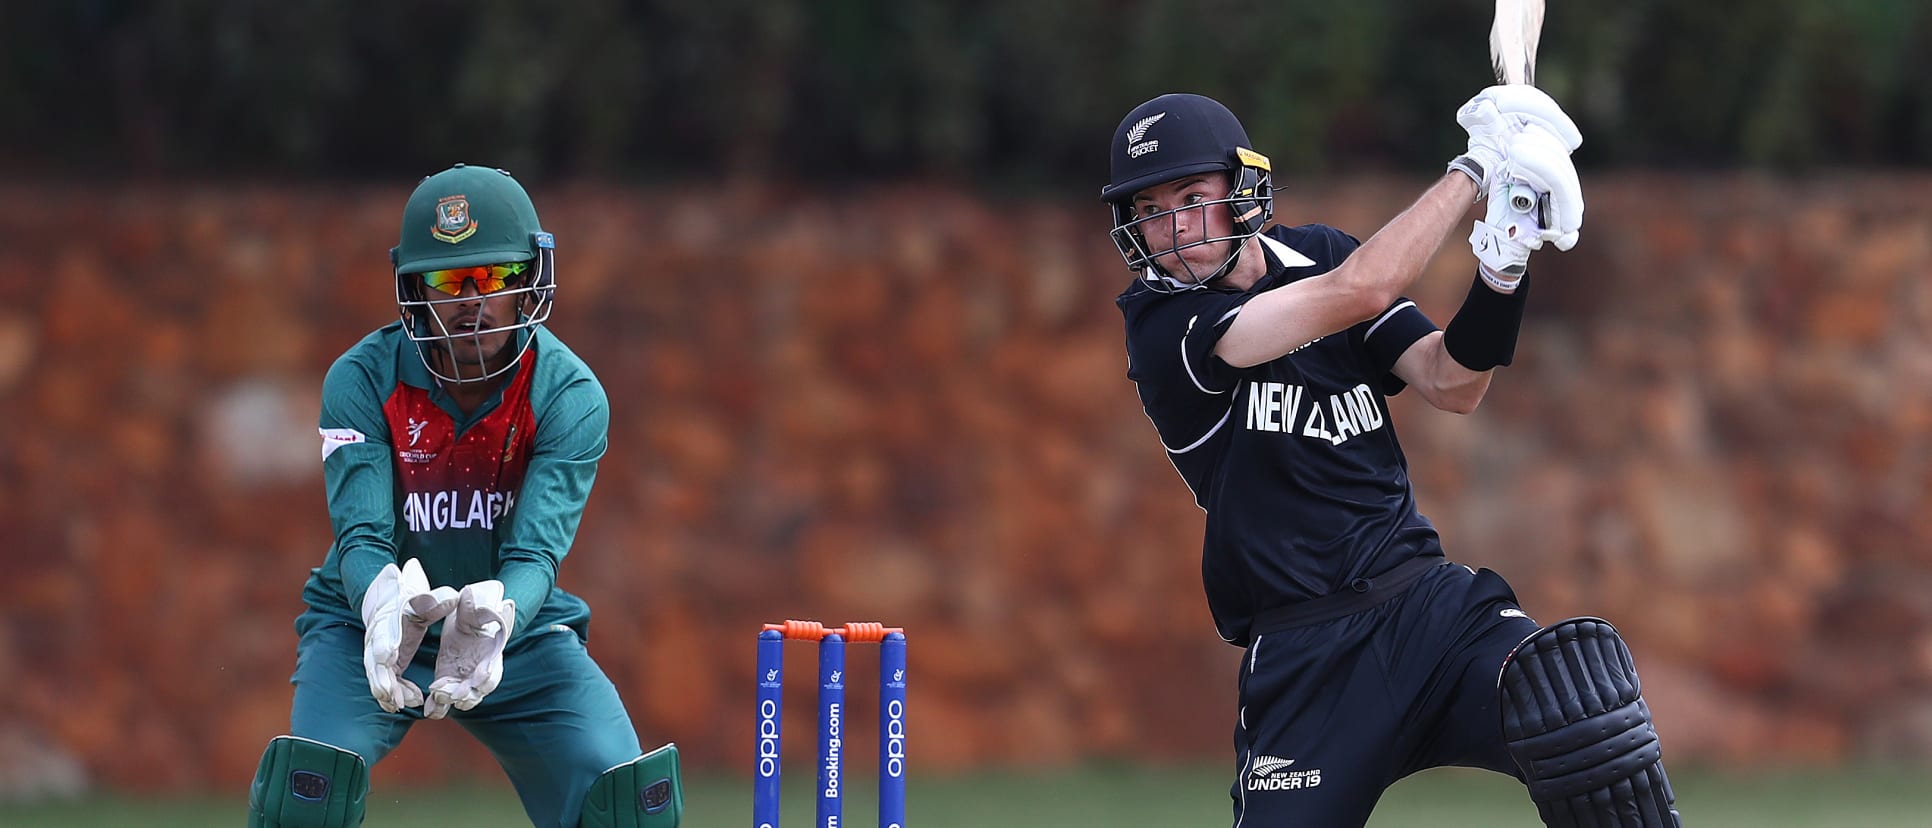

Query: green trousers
left=288, top=616, right=643, bottom=828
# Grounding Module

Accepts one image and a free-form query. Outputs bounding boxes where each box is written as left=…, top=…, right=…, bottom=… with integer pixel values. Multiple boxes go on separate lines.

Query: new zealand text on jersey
left=1244, top=381, right=1386, bottom=445
left=403, top=489, right=518, bottom=532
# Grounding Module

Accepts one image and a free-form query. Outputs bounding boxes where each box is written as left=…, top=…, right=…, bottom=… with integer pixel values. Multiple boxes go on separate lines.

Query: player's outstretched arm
left=1214, top=87, right=1582, bottom=372
left=1212, top=88, right=1534, bottom=369
left=1396, top=124, right=1587, bottom=414
left=1215, top=172, right=1478, bottom=368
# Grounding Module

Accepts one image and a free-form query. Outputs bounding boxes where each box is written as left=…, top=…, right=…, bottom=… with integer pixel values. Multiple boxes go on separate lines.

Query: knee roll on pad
left=1499, top=617, right=1682, bottom=828
left=248, top=735, right=368, bottom=828
left=582, top=742, right=683, bottom=828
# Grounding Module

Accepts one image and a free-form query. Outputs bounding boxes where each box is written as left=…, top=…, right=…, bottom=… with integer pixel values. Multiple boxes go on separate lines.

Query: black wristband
left=1442, top=270, right=1529, bottom=371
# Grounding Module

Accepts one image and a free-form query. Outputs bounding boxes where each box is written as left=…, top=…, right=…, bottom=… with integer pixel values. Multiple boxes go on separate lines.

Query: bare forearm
left=1435, top=353, right=1494, bottom=409
left=1429, top=332, right=1494, bottom=413
left=1338, top=173, right=1480, bottom=307
left=1393, top=331, right=1494, bottom=415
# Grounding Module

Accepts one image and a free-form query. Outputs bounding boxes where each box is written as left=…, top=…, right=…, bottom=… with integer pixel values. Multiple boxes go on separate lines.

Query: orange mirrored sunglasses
left=420, top=261, right=532, bottom=296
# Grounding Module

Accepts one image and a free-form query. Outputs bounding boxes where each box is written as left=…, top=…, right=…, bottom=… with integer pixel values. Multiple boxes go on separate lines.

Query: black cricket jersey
left=1118, top=224, right=1446, bottom=646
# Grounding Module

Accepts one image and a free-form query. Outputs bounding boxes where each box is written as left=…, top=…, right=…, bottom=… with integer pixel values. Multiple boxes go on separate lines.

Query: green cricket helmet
left=390, top=163, right=556, bottom=383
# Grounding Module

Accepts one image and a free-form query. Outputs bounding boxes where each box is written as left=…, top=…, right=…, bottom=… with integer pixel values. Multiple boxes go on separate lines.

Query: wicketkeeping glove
left=424, top=580, right=516, bottom=719
left=362, top=558, right=460, bottom=713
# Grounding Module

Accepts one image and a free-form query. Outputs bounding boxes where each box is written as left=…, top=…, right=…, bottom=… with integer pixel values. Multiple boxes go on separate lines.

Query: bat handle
left=1507, top=185, right=1538, bottom=214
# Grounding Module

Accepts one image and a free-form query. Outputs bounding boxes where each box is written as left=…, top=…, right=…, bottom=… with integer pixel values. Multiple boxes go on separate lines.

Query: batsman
left=248, top=164, right=682, bottom=827
left=1100, top=40, right=1683, bottom=828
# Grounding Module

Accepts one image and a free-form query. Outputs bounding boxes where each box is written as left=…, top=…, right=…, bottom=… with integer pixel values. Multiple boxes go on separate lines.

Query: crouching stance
left=1501, top=618, right=1680, bottom=827
left=249, top=164, right=678, bottom=827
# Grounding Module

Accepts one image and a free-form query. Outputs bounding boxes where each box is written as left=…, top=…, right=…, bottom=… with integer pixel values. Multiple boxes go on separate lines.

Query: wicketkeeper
left=248, top=164, right=681, bottom=828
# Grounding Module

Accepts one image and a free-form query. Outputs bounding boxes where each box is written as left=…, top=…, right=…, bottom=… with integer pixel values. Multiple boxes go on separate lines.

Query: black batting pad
left=1499, top=617, right=1682, bottom=827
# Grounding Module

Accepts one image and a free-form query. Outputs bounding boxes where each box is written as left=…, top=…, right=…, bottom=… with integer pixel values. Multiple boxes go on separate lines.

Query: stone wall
left=1, top=176, right=1928, bottom=793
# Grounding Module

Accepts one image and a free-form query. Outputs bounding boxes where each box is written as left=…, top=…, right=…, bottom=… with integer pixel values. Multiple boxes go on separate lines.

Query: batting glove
left=362, top=559, right=460, bottom=713
left=1468, top=84, right=1583, bottom=154
left=424, top=580, right=516, bottom=719
left=1503, top=126, right=1584, bottom=251
left=1469, top=176, right=1540, bottom=291
left=1450, top=85, right=1585, bottom=197
left=1469, top=128, right=1586, bottom=290
left=1448, top=97, right=1510, bottom=194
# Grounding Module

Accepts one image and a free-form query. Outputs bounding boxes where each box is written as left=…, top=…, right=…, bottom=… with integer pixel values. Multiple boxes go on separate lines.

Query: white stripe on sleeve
left=1363, top=300, right=1417, bottom=341
left=1181, top=314, right=1231, bottom=395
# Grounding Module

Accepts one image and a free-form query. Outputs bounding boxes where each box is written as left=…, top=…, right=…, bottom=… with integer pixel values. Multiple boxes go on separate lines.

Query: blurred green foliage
left=7, top=0, right=1930, bottom=184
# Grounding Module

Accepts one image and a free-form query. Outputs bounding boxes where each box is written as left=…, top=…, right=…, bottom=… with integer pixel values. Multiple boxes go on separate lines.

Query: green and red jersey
left=303, top=321, right=606, bottom=641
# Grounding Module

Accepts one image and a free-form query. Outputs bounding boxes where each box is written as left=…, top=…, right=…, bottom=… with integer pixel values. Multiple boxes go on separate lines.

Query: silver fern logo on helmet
left=1127, top=113, right=1165, bottom=158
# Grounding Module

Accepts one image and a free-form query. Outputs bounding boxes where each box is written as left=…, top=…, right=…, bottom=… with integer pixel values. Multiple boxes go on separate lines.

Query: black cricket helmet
left=1100, top=93, right=1274, bottom=290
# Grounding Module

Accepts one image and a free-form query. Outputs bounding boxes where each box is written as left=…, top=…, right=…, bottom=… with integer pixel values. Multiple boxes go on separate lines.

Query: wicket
left=755, top=620, right=907, bottom=828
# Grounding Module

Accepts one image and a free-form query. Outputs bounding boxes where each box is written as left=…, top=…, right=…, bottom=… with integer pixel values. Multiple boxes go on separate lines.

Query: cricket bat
left=1490, top=0, right=1544, bottom=87
left=1490, top=0, right=1545, bottom=213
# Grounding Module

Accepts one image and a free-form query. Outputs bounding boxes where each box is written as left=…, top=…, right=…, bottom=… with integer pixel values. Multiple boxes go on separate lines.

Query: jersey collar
left=1139, top=232, right=1318, bottom=293
left=1259, top=233, right=1317, bottom=272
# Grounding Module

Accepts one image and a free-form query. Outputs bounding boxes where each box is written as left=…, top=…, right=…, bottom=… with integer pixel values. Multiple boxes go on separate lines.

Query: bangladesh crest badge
left=431, top=194, right=477, bottom=243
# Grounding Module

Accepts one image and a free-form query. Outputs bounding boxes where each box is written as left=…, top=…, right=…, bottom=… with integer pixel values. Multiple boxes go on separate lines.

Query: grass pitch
left=3, top=763, right=1926, bottom=826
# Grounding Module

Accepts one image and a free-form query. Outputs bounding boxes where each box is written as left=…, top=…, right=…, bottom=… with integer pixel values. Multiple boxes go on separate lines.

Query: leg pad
left=248, top=735, right=368, bottom=828
left=581, top=742, right=683, bottom=828
left=1500, top=618, right=1682, bottom=827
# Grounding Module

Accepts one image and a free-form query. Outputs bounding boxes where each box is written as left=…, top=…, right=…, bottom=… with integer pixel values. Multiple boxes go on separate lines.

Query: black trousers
left=1230, top=562, right=1541, bottom=827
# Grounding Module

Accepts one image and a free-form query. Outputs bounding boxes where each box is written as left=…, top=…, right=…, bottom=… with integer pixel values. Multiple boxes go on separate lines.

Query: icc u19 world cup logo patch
left=432, top=194, right=477, bottom=243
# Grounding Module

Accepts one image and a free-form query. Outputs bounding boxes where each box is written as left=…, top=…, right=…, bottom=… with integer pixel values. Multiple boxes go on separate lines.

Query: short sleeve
left=1354, top=298, right=1438, bottom=395
left=1124, top=287, right=1256, bottom=396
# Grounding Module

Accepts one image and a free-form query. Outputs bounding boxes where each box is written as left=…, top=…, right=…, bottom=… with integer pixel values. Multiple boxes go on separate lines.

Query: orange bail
left=761, top=619, right=904, bottom=642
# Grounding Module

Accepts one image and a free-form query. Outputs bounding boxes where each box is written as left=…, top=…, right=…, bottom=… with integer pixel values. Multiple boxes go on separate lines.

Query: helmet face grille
left=1107, top=168, right=1274, bottom=293
left=396, top=246, right=555, bottom=384
left=391, top=166, right=555, bottom=384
